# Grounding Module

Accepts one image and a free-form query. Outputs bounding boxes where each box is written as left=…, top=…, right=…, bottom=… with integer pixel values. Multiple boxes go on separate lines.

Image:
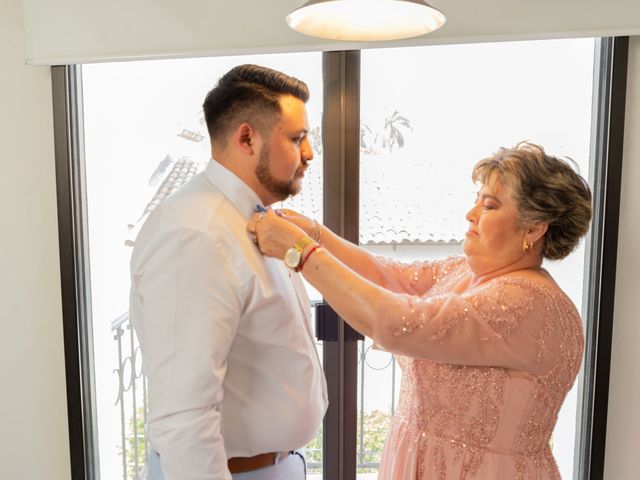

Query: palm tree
left=382, top=110, right=412, bottom=152
left=360, top=110, right=413, bottom=154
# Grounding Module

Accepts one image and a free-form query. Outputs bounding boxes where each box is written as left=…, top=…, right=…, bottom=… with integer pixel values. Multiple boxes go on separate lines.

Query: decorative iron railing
left=111, top=312, right=398, bottom=478
left=357, top=341, right=398, bottom=471
left=112, top=313, right=148, bottom=480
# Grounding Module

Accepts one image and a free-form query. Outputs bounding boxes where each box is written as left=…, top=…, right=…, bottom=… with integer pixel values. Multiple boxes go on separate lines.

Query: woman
left=248, top=142, right=592, bottom=479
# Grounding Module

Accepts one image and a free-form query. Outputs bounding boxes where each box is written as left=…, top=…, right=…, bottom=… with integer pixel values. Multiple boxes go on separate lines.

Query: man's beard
left=255, top=144, right=301, bottom=202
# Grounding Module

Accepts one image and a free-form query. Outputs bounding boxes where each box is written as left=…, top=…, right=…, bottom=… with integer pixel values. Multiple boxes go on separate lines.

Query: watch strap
left=293, top=235, right=314, bottom=253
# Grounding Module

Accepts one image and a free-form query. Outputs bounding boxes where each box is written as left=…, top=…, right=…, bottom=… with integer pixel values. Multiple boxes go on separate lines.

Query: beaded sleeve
left=374, top=255, right=466, bottom=296
left=371, top=276, right=569, bottom=373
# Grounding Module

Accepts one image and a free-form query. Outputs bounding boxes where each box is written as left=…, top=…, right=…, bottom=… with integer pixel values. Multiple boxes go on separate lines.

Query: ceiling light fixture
left=286, top=0, right=446, bottom=41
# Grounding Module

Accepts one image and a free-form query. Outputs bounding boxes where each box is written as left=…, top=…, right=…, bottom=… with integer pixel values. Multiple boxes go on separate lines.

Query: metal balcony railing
left=112, top=313, right=148, bottom=480
left=111, top=312, right=398, bottom=478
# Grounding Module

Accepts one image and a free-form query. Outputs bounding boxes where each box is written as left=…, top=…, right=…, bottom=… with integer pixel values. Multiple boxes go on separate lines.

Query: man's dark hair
left=203, top=64, right=309, bottom=145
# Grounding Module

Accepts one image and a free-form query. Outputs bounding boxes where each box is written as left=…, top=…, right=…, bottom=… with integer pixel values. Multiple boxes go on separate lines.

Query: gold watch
left=284, top=236, right=314, bottom=270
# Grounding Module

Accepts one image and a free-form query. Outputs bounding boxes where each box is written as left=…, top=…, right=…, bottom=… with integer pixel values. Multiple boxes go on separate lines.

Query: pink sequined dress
left=373, top=256, right=584, bottom=480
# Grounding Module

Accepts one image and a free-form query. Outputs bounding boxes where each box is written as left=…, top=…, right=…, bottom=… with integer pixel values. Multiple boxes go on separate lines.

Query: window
left=54, top=38, right=626, bottom=480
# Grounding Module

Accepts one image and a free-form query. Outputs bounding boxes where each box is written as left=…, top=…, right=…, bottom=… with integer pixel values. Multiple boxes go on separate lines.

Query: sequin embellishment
left=374, top=256, right=584, bottom=480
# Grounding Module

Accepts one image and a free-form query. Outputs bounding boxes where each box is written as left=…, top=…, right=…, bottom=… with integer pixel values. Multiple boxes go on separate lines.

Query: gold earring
left=523, top=239, right=532, bottom=253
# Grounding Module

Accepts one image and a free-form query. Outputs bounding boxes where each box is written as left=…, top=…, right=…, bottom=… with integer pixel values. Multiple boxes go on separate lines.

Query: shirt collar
left=203, top=159, right=264, bottom=220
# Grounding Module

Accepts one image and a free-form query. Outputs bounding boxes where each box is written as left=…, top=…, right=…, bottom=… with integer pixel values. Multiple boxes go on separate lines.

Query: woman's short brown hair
left=472, top=142, right=592, bottom=260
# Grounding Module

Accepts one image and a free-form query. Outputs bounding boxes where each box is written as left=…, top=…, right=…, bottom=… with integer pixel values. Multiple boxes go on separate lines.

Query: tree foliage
left=125, top=407, right=147, bottom=479
left=305, top=409, right=392, bottom=473
left=361, top=110, right=413, bottom=154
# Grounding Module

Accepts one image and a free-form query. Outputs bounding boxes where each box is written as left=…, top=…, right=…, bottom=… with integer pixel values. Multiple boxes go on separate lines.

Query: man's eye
left=292, top=134, right=306, bottom=145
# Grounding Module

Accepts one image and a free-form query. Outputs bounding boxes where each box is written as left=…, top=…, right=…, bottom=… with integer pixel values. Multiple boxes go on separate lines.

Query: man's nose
left=302, top=138, right=314, bottom=161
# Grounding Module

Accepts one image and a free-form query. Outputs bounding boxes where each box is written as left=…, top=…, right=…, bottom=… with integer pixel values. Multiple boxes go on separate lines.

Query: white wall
left=603, top=36, right=640, bottom=480
left=19, top=0, right=640, bottom=65
left=1, top=0, right=638, bottom=477
left=0, top=1, right=70, bottom=479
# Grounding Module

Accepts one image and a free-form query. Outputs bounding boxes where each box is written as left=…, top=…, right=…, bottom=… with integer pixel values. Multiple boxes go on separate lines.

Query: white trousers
left=148, top=450, right=306, bottom=480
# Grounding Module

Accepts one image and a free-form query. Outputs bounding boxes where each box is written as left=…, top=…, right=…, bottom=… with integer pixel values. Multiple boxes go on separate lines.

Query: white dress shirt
left=130, top=159, right=328, bottom=480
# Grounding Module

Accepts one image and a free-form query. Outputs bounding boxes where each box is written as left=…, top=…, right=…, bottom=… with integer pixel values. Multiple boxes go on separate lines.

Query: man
left=130, top=64, right=328, bottom=480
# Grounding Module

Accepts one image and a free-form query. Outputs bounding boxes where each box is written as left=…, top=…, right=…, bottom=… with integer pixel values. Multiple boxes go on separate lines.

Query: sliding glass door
left=54, top=37, right=625, bottom=480
left=357, top=39, right=594, bottom=479
left=79, top=53, right=326, bottom=479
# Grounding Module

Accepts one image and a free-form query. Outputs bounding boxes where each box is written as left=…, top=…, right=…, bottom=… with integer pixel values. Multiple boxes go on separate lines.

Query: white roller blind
left=21, top=0, right=640, bottom=65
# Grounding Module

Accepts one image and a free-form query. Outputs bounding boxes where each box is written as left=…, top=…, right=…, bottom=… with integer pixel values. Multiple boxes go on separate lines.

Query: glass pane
left=358, top=38, right=594, bottom=479
left=276, top=80, right=325, bottom=479
left=81, top=52, right=323, bottom=479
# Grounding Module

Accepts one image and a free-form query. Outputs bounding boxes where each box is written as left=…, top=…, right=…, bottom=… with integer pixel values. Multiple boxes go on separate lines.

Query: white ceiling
left=21, top=0, right=640, bottom=65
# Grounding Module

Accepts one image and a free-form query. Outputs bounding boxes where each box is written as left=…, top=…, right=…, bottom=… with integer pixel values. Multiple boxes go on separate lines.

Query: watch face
left=284, top=247, right=302, bottom=269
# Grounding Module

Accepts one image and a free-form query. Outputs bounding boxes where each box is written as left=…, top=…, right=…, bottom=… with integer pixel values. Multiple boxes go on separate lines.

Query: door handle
left=315, top=302, right=364, bottom=342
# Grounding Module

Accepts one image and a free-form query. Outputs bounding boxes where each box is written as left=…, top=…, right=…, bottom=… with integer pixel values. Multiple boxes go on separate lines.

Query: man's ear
left=234, top=123, right=257, bottom=155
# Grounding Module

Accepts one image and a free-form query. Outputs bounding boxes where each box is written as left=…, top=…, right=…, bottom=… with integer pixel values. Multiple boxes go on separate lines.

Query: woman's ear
left=528, top=222, right=549, bottom=245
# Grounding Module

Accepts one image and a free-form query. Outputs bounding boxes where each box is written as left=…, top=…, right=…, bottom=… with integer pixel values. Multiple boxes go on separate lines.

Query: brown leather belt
left=227, top=452, right=291, bottom=474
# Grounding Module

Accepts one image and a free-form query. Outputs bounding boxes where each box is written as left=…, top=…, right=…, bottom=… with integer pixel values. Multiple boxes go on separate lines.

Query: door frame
left=53, top=38, right=627, bottom=480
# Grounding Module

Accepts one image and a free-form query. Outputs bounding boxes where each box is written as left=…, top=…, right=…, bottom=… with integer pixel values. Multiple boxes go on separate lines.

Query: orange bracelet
left=295, top=244, right=321, bottom=272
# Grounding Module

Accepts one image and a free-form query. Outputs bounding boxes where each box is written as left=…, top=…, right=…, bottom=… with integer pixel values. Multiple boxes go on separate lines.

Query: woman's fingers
left=248, top=210, right=283, bottom=255
left=277, top=208, right=297, bottom=216
left=275, top=209, right=317, bottom=235
left=248, top=211, right=271, bottom=249
left=248, top=209, right=310, bottom=259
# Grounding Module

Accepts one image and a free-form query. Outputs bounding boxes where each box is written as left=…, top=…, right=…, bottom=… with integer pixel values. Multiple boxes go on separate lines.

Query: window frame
left=575, top=36, right=629, bottom=480
left=53, top=38, right=628, bottom=480
left=52, top=64, right=99, bottom=480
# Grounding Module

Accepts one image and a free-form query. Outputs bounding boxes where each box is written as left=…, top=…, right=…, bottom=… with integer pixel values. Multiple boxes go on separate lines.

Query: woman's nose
left=466, top=204, right=478, bottom=223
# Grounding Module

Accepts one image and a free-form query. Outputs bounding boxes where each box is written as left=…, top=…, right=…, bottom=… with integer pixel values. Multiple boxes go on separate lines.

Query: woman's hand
left=248, top=209, right=309, bottom=259
left=276, top=209, right=320, bottom=240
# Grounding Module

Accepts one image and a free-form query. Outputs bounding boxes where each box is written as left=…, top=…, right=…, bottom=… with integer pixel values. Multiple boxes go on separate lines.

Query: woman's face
left=463, top=177, right=529, bottom=275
